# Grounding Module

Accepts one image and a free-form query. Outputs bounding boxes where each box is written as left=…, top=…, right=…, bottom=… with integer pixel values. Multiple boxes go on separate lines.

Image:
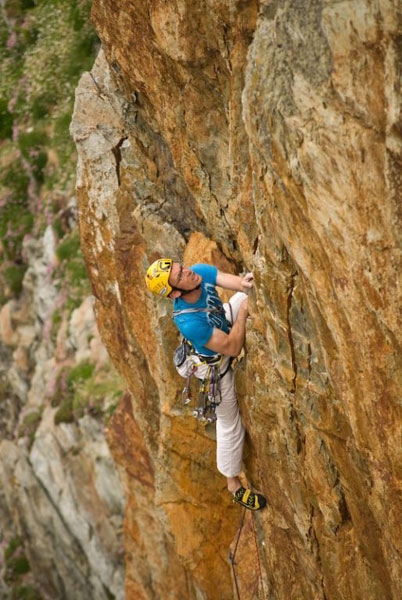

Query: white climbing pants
left=215, top=360, right=245, bottom=478
left=216, top=292, right=246, bottom=478
left=195, top=292, right=247, bottom=478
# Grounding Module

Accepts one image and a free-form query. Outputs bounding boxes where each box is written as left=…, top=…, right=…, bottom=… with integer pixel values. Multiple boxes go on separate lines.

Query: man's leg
left=223, top=291, right=248, bottom=325
left=215, top=291, right=248, bottom=486
left=215, top=366, right=245, bottom=483
left=218, top=292, right=266, bottom=510
left=215, top=293, right=247, bottom=486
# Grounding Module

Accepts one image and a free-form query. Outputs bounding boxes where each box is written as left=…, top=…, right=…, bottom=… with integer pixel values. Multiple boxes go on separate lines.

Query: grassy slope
left=0, top=0, right=97, bottom=299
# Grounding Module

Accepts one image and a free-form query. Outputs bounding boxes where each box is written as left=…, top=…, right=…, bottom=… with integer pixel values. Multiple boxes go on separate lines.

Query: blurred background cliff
left=0, top=2, right=125, bottom=599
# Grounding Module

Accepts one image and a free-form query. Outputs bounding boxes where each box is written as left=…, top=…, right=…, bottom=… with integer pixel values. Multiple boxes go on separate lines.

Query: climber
left=145, top=258, right=266, bottom=511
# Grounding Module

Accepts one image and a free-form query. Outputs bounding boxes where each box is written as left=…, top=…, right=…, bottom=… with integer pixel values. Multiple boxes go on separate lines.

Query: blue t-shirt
left=173, top=264, right=230, bottom=356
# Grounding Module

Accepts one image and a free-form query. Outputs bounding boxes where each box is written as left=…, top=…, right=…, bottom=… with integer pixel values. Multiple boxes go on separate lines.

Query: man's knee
left=225, top=292, right=248, bottom=323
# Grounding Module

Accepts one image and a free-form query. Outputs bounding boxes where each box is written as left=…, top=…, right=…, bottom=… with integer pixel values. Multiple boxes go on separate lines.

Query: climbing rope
left=228, top=507, right=247, bottom=600
left=251, top=508, right=266, bottom=599
left=228, top=507, right=266, bottom=600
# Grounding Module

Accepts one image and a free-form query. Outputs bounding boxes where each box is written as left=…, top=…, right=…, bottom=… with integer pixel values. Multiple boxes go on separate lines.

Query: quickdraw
left=192, top=362, right=222, bottom=424
left=181, top=365, right=197, bottom=405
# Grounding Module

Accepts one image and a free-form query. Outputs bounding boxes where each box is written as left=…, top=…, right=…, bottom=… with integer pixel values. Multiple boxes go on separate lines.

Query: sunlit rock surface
left=71, top=1, right=402, bottom=598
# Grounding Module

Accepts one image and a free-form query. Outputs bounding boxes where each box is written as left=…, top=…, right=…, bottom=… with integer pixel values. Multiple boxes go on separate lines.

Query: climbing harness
left=175, top=344, right=227, bottom=424
left=174, top=335, right=235, bottom=424
left=192, top=361, right=222, bottom=423
left=173, top=306, right=231, bottom=424
left=228, top=506, right=266, bottom=599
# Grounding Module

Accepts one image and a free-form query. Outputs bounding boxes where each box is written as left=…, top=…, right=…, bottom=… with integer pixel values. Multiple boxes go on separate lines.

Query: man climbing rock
left=145, top=258, right=266, bottom=511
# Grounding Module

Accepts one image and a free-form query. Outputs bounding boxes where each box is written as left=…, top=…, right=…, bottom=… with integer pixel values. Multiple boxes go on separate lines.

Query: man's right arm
left=204, top=298, right=249, bottom=357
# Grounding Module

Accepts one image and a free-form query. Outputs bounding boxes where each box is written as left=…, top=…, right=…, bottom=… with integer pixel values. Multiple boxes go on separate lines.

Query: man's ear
left=169, top=290, right=181, bottom=299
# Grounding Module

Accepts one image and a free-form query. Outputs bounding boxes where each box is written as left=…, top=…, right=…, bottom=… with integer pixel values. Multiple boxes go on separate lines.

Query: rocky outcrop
left=0, top=223, right=125, bottom=599
left=71, top=1, right=402, bottom=599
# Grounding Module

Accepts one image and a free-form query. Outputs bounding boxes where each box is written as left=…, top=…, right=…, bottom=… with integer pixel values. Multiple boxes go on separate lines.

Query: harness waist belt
left=197, top=353, right=222, bottom=364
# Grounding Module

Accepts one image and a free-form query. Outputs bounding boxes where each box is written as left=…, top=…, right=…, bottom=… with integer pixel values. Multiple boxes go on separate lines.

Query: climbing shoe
left=233, top=487, right=267, bottom=511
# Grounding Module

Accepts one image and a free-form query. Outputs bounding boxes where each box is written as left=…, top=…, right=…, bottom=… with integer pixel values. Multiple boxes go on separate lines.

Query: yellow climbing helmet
left=145, top=258, right=174, bottom=298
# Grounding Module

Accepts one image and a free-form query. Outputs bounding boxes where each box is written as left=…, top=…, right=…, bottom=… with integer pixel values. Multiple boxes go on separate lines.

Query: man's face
left=169, top=263, right=202, bottom=293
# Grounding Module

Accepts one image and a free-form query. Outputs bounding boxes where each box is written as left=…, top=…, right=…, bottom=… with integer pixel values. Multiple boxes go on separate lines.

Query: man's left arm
left=216, top=270, right=254, bottom=292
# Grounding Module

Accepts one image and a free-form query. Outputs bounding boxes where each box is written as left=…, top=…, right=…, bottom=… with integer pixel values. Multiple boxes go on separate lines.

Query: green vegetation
left=56, top=230, right=81, bottom=261
left=54, top=230, right=91, bottom=309
left=0, top=158, right=32, bottom=266
left=50, top=308, right=62, bottom=342
left=54, top=396, right=75, bottom=425
left=53, top=361, right=123, bottom=425
left=0, top=0, right=123, bottom=427
left=11, top=585, right=43, bottom=600
left=5, top=537, right=23, bottom=561
left=0, top=7, right=123, bottom=596
left=0, top=0, right=99, bottom=303
left=18, top=409, right=42, bottom=448
left=7, top=555, right=30, bottom=578
left=4, top=537, right=43, bottom=598
left=0, top=98, right=13, bottom=139
left=3, top=263, right=28, bottom=296
left=67, top=361, right=95, bottom=386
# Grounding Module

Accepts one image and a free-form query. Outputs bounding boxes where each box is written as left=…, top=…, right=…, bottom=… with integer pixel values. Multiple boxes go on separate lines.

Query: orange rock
left=72, top=1, right=402, bottom=598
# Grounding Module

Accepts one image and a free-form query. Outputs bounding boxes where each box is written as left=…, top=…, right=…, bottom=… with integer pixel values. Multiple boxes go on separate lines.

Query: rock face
left=71, top=1, right=402, bottom=599
left=0, top=224, right=126, bottom=599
